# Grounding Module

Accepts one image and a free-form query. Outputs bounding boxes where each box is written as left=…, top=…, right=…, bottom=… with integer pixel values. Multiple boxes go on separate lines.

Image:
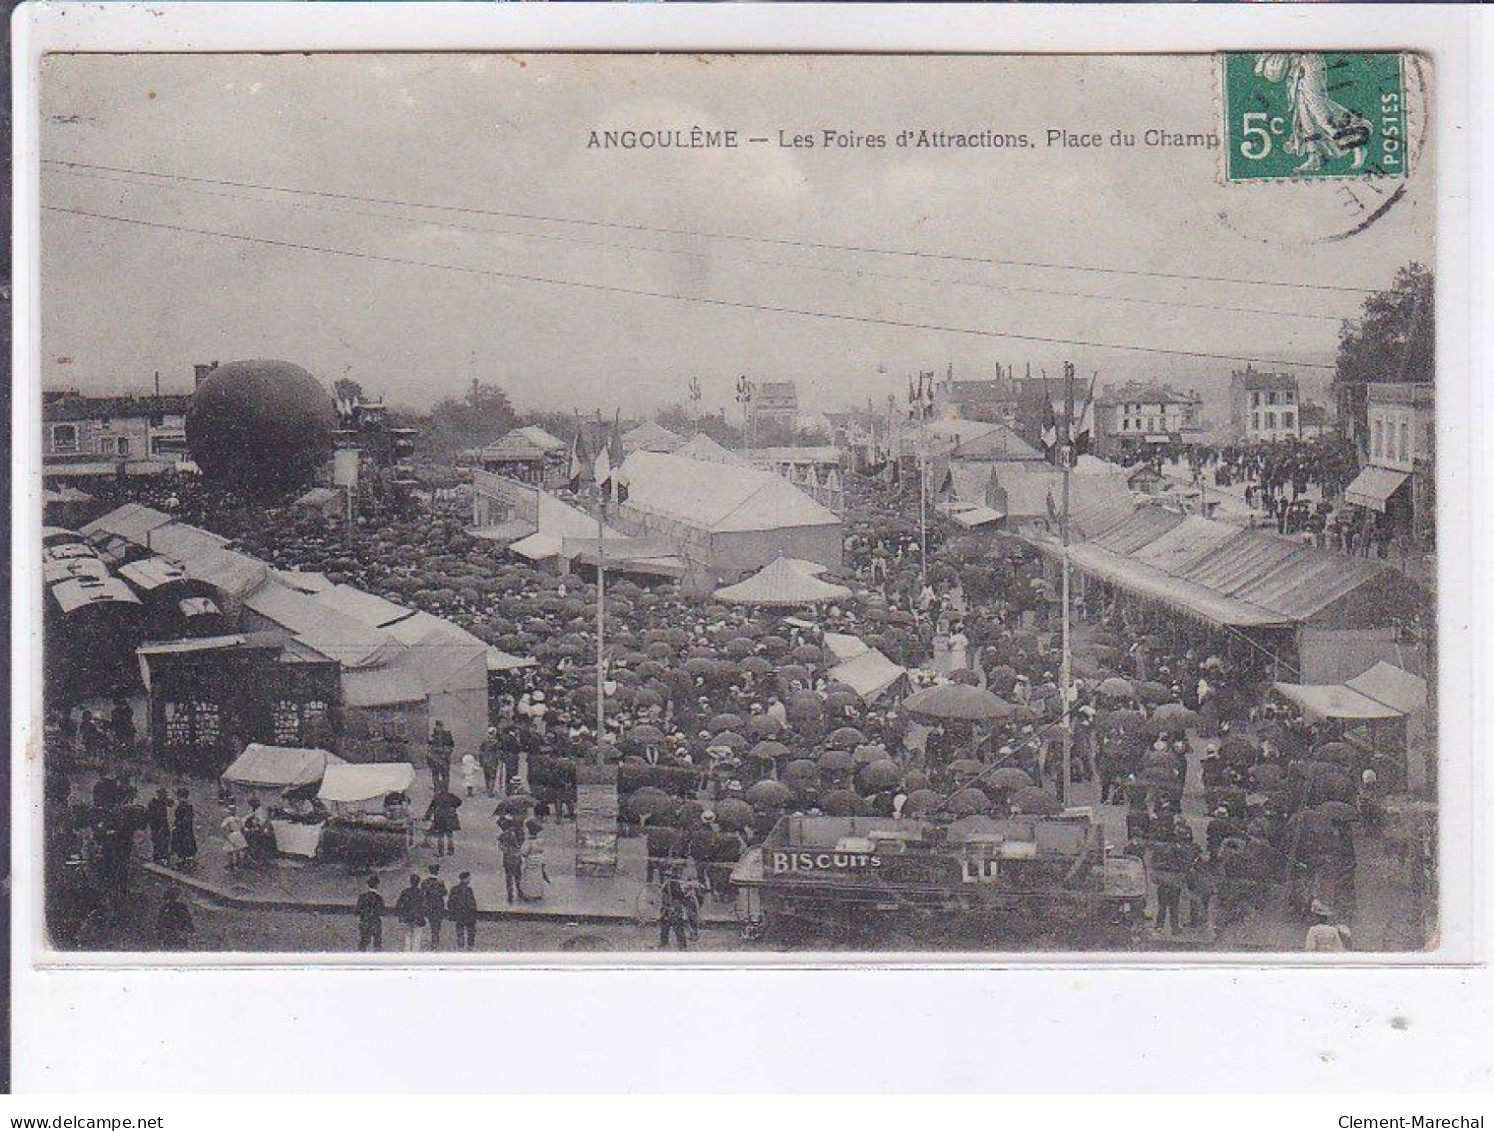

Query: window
left=1399, top=422, right=1409, bottom=461
left=1251, top=392, right=1261, bottom=408
left=1283, top=391, right=1294, bottom=405
left=115, top=437, right=130, bottom=457
left=49, top=423, right=78, bottom=452
left=1373, top=420, right=1384, bottom=458
left=1282, top=412, right=1295, bottom=431
left=1252, top=412, right=1260, bottom=431
left=1267, top=391, right=1277, bottom=406
left=1265, top=412, right=1276, bottom=429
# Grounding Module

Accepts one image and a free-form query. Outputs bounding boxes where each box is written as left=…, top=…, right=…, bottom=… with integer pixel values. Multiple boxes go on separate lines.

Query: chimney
left=193, top=360, right=219, bottom=388
left=154, top=371, right=161, bottom=397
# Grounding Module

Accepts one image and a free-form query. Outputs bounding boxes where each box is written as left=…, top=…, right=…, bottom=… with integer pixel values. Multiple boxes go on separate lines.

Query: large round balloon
left=186, top=360, right=338, bottom=496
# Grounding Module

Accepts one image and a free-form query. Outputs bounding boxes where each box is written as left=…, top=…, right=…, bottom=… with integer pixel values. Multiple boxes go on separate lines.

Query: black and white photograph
left=33, top=48, right=1440, bottom=960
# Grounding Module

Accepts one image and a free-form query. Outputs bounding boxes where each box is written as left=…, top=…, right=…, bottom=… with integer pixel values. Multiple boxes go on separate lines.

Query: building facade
left=1346, top=382, right=1435, bottom=545
left=1230, top=368, right=1301, bottom=443
left=1093, top=382, right=1204, bottom=454
left=747, top=381, right=799, bottom=435
left=42, top=391, right=193, bottom=470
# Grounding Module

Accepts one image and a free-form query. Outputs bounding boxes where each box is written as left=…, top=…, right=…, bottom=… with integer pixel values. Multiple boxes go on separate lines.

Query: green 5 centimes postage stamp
left=1222, top=52, right=1407, bottom=182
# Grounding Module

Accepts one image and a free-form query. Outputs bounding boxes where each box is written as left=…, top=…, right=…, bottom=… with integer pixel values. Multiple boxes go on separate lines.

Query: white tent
left=221, top=744, right=344, bottom=790
left=318, top=761, right=416, bottom=805
left=828, top=648, right=908, bottom=704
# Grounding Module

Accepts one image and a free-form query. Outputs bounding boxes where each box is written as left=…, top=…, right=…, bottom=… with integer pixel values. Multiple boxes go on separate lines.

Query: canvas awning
left=221, top=743, right=344, bottom=790
left=948, top=505, right=1005, bottom=528
left=317, top=761, right=416, bottom=804
left=1345, top=466, right=1410, bottom=513
left=713, top=557, right=852, bottom=606
left=509, top=532, right=562, bottom=561
left=827, top=648, right=908, bottom=704
left=1345, top=661, right=1427, bottom=715
left=822, top=632, right=871, bottom=663
left=1273, top=681, right=1403, bottom=721
left=488, top=647, right=538, bottom=672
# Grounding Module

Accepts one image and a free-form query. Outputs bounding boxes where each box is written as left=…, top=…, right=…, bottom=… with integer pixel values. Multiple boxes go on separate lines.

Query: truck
left=729, top=810, right=1147, bottom=950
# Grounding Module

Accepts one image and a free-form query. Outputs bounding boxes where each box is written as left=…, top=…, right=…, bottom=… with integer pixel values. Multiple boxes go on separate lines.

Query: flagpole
left=595, top=420, right=607, bottom=767
left=918, top=371, right=929, bottom=591
left=1059, top=362, right=1074, bottom=809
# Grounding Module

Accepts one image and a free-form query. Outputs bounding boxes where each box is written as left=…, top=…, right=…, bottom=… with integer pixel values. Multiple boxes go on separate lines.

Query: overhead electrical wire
left=44, top=164, right=1345, bottom=325
left=41, top=157, right=1381, bottom=296
left=43, top=202, right=1339, bottom=371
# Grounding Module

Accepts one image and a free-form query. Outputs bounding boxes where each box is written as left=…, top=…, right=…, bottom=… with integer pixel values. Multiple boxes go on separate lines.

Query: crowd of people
left=44, top=450, right=1413, bottom=952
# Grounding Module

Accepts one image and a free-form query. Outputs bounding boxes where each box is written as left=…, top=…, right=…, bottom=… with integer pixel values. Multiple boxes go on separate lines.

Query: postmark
left=1222, top=52, right=1408, bottom=183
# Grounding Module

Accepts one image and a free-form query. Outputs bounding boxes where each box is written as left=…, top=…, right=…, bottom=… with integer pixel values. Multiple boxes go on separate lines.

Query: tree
left=332, top=377, right=365, bottom=406
left=418, top=382, right=518, bottom=460
left=1336, top=262, right=1433, bottom=386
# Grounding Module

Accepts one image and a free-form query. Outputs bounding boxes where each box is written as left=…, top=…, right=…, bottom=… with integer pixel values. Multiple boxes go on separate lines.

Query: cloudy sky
left=40, top=52, right=1434, bottom=418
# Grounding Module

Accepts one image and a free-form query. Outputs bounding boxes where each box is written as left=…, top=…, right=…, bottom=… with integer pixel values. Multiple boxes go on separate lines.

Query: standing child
left=460, top=752, right=480, bottom=798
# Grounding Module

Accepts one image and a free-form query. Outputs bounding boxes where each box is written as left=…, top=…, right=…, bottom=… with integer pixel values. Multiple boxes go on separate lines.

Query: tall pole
left=1059, top=362, right=1074, bottom=808
left=595, top=434, right=607, bottom=766
left=918, top=371, right=929, bottom=590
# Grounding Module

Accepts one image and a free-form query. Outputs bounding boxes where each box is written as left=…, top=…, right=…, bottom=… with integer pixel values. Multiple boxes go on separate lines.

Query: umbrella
left=853, top=743, right=890, bottom=766
left=778, top=664, right=813, bottom=688
left=1010, top=786, right=1062, bottom=816
left=947, top=758, right=984, bottom=777
left=949, top=668, right=982, bottom=686
left=745, top=780, right=793, bottom=807
left=739, top=657, right=774, bottom=677
left=1314, top=742, right=1360, bottom=767
left=494, top=793, right=538, bottom=814
left=1314, top=800, right=1360, bottom=823
left=1248, top=763, right=1285, bottom=788
left=819, top=788, right=862, bottom=817
left=714, top=798, right=755, bottom=830
left=1152, top=703, right=1198, bottom=727
left=627, top=724, right=666, bottom=747
left=858, top=759, right=902, bottom=790
left=748, top=740, right=791, bottom=763
left=791, top=644, right=823, bottom=664
left=746, top=715, right=784, bottom=737
left=684, top=657, right=716, bottom=677
left=708, top=713, right=745, bottom=734
left=902, top=770, right=930, bottom=792
left=987, top=767, right=1033, bottom=791
left=623, top=787, right=673, bottom=821
left=1134, top=680, right=1172, bottom=704
left=1220, top=735, right=1258, bottom=763
left=903, top=684, right=1014, bottom=722
left=782, top=758, right=821, bottom=781
left=902, top=789, right=942, bottom=816
left=826, top=726, right=867, bottom=749
left=1097, top=677, right=1135, bottom=700
left=817, top=749, right=856, bottom=773
left=946, top=787, right=992, bottom=817
left=824, top=690, right=862, bottom=713
left=708, top=730, right=748, bottom=751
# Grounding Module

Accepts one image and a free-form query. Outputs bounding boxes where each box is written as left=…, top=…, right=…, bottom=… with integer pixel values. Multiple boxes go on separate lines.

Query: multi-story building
left=1093, top=382, right=1204, bottom=455
left=1346, top=382, right=1435, bottom=543
left=932, top=367, right=1018, bottom=425
left=1230, top=367, right=1301, bottom=443
left=747, top=381, right=799, bottom=437
left=478, top=425, right=568, bottom=488
left=1297, top=402, right=1331, bottom=441
left=42, top=389, right=194, bottom=474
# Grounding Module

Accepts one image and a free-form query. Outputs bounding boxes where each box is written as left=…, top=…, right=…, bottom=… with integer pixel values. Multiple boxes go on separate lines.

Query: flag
left=1074, top=372, right=1099, bottom=458
left=593, top=417, right=612, bottom=495
left=1040, top=375, right=1060, bottom=464
left=567, top=415, right=589, bottom=491
left=1063, top=365, right=1077, bottom=468
left=595, top=410, right=629, bottom=504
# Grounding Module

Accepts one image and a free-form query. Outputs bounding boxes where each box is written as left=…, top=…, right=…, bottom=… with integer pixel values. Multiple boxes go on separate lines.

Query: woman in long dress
left=520, top=818, right=550, bottom=902
left=171, top=788, right=198, bottom=868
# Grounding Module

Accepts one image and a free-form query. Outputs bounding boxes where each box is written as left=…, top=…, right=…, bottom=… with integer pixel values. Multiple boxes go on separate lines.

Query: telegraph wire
left=41, top=157, right=1381, bottom=296
left=45, top=164, right=1344, bottom=325
left=44, top=202, right=1339, bottom=371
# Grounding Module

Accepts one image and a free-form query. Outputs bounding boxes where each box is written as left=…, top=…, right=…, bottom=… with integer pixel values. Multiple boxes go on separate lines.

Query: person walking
left=478, top=727, right=503, bottom=797
left=420, top=865, right=448, bottom=950
left=355, top=875, right=385, bottom=952
left=170, top=788, right=198, bottom=869
left=427, top=722, right=454, bottom=793
left=657, top=866, right=691, bottom=951
left=499, top=825, right=526, bottom=904
left=423, top=788, right=462, bottom=857
left=520, top=817, right=550, bottom=902
left=394, top=873, right=427, bottom=952
left=1304, top=902, right=1353, bottom=952
left=447, top=871, right=479, bottom=951
left=146, top=787, right=172, bottom=865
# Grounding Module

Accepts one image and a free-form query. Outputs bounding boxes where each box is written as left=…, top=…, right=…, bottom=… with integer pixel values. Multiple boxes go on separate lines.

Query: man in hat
left=394, top=873, right=427, bottom=952
left=1303, top=902, right=1352, bottom=952
left=427, top=721, right=454, bottom=794
left=355, top=874, right=386, bottom=951
left=657, top=865, right=691, bottom=951
left=420, top=864, right=449, bottom=950
left=499, top=824, right=526, bottom=904
left=479, top=726, right=503, bottom=797
left=447, top=871, right=479, bottom=951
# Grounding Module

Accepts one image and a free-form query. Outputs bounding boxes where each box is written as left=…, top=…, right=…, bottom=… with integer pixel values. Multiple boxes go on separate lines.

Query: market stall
left=219, top=743, right=344, bottom=857
left=315, top=761, right=418, bottom=864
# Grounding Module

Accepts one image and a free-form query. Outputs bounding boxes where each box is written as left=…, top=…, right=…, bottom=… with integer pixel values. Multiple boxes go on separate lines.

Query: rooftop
left=1232, top=368, right=1299, bottom=391
left=43, top=392, right=194, bottom=422
left=621, top=451, right=842, bottom=533
left=1096, top=382, right=1201, bottom=407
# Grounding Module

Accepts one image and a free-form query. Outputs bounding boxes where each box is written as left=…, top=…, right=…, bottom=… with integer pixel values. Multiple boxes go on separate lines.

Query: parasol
left=903, top=684, right=1014, bottom=722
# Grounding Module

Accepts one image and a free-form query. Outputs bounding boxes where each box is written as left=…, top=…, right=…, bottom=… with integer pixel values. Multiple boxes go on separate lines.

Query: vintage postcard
left=33, top=49, right=1439, bottom=961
